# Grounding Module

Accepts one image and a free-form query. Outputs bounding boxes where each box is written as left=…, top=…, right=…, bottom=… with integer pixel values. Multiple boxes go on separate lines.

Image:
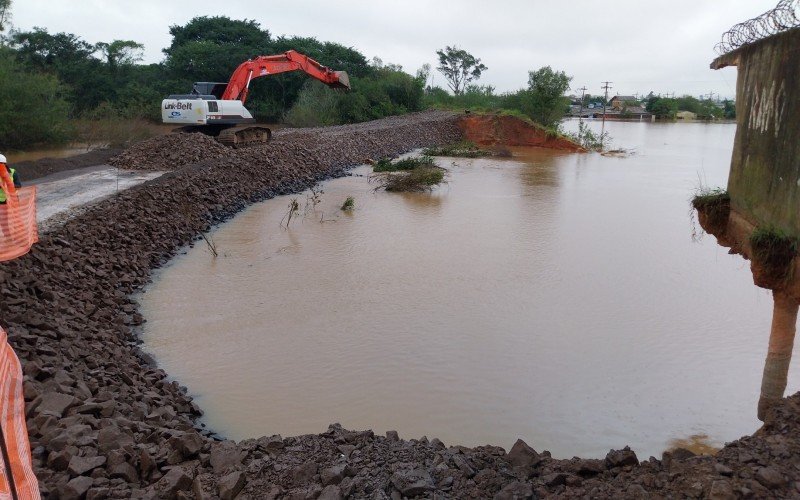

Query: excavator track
left=216, top=126, right=272, bottom=148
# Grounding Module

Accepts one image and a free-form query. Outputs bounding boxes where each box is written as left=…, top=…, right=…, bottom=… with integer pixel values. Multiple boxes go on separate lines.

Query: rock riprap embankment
left=108, top=133, right=229, bottom=171
left=2, top=111, right=799, bottom=498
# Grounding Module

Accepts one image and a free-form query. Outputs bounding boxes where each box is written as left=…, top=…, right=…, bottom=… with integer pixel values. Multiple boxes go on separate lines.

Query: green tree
left=646, top=97, right=678, bottom=119
left=435, top=46, right=487, bottom=95
left=723, top=99, right=736, bottom=119
left=0, top=48, right=70, bottom=148
left=0, top=0, right=11, bottom=33
left=164, top=16, right=270, bottom=57
left=10, top=28, right=95, bottom=70
left=9, top=28, right=107, bottom=112
left=520, top=66, right=571, bottom=128
left=285, top=66, right=424, bottom=127
left=95, top=40, right=144, bottom=69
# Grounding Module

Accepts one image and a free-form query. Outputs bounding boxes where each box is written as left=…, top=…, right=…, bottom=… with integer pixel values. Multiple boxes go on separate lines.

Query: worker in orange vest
left=0, top=154, right=21, bottom=202
left=0, top=154, right=22, bottom=240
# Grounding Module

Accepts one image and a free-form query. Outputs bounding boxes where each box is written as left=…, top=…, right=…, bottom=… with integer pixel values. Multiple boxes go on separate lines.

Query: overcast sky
left=9, top=0, right=779, bottom=99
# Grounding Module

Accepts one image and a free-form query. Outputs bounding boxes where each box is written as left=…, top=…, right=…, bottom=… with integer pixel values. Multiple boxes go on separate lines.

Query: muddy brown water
left=139, top=120, right=798, bottom=459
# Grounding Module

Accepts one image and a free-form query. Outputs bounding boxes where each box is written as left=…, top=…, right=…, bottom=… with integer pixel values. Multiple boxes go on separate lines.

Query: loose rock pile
left=108, top=133, right=229, bottom=171
left=2, top=110, right=799, bottom=498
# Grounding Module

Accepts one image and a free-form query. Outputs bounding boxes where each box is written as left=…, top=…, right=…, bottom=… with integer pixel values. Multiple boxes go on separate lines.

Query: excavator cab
left=192, top=82, right=228, bottom=99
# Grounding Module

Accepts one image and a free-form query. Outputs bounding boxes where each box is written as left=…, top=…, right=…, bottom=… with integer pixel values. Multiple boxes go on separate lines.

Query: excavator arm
left=221, top=50, right=351, bottom=104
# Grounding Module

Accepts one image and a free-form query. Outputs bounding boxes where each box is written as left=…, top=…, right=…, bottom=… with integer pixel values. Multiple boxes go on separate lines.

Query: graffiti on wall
left=747, top=78, right=787, bottom=138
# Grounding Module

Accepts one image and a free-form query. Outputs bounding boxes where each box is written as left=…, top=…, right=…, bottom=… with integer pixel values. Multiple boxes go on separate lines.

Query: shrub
left=373, top=166, right=447, bottom=192
left=372, top=156, right=435, bottom=172
left=0, top=50, right=71, bottom=149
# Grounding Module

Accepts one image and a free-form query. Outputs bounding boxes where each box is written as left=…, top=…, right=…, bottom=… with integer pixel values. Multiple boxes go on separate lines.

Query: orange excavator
left=162, top=50, right=351, bottom=146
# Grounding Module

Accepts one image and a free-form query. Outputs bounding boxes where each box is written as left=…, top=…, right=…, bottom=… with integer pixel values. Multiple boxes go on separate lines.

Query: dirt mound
left=108, top=132, right=229, bottom=171
left=458, top=113, right=585, bottom=151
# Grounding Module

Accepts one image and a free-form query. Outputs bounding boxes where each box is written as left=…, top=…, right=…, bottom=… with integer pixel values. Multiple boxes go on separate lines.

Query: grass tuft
left=341, top=196, right=355, bottom=211
left=691, top=188, right=731, bottom=233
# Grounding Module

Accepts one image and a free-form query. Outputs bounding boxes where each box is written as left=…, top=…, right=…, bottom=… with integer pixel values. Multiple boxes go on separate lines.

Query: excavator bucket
left=330, top=71, right=351, bottom=90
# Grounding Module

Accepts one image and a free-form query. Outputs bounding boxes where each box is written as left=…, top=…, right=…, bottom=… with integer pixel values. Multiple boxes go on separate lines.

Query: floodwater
left=140, top=120, right=799, bottom=459
left=6, top=146, right=92, bottom=164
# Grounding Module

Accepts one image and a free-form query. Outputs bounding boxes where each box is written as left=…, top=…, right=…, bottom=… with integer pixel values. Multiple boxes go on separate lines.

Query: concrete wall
left=712, top=29, right=800, bottom=237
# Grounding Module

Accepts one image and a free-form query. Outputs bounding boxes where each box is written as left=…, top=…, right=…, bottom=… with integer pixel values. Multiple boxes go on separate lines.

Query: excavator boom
left=222, top=50, right=351, bottom=104
left=162, top=50, right=350, bottom=147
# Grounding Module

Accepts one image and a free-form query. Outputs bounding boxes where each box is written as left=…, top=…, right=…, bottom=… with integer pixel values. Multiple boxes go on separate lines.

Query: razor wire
left=715, top=0, right=800, bottom=54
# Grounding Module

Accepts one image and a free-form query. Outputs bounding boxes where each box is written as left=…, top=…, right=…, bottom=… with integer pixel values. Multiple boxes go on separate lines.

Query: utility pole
left=601, top=81, right=613, bottom=148
left=577, top=86, right=587, bottom=124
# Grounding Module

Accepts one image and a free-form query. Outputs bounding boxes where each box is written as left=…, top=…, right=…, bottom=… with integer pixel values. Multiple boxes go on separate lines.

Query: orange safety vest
left=0, top=169, right=15, bottom=204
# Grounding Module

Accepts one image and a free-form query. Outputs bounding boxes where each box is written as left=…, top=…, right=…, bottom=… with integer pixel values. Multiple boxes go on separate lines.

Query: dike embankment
left=1, top=110, right=799, bottom=499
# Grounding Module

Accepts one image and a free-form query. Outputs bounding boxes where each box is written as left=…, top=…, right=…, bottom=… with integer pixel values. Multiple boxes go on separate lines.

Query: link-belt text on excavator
left=164, top=102, right=193, bottom=110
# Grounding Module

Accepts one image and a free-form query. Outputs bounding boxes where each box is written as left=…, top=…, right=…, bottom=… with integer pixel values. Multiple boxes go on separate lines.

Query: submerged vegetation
left=372, top=156, right=436, bottom=172
left=566, top=122, right=611, bottom=152
left=341, top=196, right=355, bottom=211
left=371, top=155, right=446, bottom=192
left=374, top=166, right=447, bottom=192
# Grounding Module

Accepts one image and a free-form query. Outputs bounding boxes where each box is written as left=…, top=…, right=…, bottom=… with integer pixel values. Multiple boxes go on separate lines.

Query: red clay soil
left=457, top=113, right=585, bottom=151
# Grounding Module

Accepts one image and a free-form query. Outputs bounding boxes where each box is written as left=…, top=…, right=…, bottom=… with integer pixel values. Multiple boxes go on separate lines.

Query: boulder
left=156, top=467, right=193, bottom=497
left=318, top=485, right=343, bottom=500
left=59, top=475, right=94, bottom=500
left=38, top=391, right=78, bottom=418
left=506, top=439, right=542, bottom=468
left=494, top=481, right=533, bottom=500
left=755, top=467, right=786, bottom=489
left=218, top=471, right=245, bottom=500
left=605, top=447, right=639, bottom=468
left=390, top=469, right=435, bottom=497
left=209, top=441, right=244, bottom=474
left=170, top=431, right=204, bottom=458
left=291, top=461, right=318, bottom=484
left=68, top=455, right=106, bottom=477
left=108, top=461, right=139, bottom=484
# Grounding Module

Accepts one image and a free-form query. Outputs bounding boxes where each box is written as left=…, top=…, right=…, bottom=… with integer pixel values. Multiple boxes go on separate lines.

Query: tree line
left=644, top=94, right=735, bottom=120
left=0, top=14, right=430, bottom=149
left=0, top=6, right=574, bottom=150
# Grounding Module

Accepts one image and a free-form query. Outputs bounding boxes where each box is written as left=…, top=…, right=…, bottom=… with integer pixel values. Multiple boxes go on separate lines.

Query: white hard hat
left=0, top=154, right=5, bottom=163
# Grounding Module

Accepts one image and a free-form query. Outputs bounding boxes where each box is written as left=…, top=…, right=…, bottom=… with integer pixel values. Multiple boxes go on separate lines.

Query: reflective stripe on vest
left=0, top=169, right=14, bottom=203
